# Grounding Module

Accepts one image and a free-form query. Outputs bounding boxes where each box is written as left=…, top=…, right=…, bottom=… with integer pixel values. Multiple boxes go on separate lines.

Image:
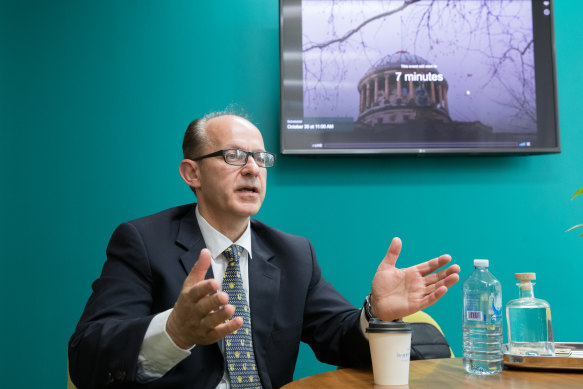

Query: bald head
left=182, top=112, right=254, bottom=159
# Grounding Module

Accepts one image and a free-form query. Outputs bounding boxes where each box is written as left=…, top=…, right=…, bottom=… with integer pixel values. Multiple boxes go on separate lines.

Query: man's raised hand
left=370, top=237, right=460, bottom=322
left=166, top=249, right=243, bottom=349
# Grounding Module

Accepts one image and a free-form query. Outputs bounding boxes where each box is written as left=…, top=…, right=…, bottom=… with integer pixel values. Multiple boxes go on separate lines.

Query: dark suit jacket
left=69, top=204, right=371, bottom=389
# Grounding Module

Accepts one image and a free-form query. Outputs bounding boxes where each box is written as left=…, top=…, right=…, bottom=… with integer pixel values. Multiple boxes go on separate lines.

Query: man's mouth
left=237, top=186, right=259, bottom=193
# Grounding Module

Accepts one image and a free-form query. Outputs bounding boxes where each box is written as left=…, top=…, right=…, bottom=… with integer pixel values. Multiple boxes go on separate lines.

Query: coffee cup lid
left=366, top=318, right=412, bottom=333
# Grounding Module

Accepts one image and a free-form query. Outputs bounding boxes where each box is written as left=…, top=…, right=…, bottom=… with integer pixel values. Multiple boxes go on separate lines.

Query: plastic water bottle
left=462, top=259, right=503, bottom=375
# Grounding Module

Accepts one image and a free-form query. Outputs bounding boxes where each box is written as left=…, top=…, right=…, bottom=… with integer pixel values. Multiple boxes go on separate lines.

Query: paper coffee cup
left=366, top=319, right=412, bottom=386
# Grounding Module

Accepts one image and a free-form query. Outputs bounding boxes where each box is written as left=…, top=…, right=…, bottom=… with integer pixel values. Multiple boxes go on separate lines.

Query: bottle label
left=466, top=310, right=483, bottom=321
left=464, top=291, right=502, bottom=323
left=464, top=293, right=484, bottom=322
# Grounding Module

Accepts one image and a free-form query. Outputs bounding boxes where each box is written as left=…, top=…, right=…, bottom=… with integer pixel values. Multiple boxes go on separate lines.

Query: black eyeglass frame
left=190, top=148, right=276, bottom=168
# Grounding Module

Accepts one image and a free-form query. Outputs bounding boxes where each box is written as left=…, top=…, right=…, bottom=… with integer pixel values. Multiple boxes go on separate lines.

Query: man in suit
left=69, top=112, right=460, bottom=388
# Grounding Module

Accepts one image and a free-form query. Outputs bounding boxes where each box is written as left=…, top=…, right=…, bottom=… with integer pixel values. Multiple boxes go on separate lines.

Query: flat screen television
left=280, top=0, right=560, bottom=155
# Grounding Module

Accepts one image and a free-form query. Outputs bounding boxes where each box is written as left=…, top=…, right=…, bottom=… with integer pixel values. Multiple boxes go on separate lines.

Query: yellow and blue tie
left=222, top=245, right=262, bottom=389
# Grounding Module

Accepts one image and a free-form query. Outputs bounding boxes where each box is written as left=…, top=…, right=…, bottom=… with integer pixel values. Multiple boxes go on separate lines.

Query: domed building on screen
left=353, top=51, right=492, bottom=138
left=357, top=51, right=451, bottom=125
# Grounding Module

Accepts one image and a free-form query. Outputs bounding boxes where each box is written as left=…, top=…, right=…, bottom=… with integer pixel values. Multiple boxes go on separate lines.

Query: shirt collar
left=195, top=205, right=252, bottom=260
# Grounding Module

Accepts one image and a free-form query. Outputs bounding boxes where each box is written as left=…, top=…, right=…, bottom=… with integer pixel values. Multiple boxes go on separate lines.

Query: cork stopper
left=515, top=272, right=536, bottom=282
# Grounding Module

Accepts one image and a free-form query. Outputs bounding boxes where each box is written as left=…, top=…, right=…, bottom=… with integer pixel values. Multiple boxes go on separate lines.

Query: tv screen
left=280, top=0, right=560, bottom=155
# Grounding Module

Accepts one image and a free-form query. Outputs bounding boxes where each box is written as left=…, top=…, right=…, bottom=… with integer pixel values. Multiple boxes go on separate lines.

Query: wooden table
left=283, top=358, right=583, bottom=388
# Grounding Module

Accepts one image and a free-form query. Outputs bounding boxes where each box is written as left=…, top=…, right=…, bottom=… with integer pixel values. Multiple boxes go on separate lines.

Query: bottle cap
left=515, top=272, right=536, bottom=281
left=474, top=259, right=489, bottom=267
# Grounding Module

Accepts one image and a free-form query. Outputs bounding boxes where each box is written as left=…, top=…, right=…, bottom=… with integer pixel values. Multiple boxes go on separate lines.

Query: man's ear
left=179, top=159, right=201, bottom=190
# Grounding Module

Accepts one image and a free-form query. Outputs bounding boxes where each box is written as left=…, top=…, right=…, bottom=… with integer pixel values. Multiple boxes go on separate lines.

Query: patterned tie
left=222, top=245, right=262, bottom=389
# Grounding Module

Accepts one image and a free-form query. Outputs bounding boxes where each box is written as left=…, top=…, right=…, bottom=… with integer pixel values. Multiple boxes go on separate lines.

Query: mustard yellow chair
left=403, top=310, right=454, bottom=357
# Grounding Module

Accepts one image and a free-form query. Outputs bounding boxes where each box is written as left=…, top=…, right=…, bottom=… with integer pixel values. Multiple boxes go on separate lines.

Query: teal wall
left=2, top=1, right=582, bottom=387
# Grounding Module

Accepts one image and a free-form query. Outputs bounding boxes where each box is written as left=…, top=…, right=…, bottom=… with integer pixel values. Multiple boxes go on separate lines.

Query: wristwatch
left=363, top=293, right=376, bottom=321
left=363, top=293, right=404, bottom=323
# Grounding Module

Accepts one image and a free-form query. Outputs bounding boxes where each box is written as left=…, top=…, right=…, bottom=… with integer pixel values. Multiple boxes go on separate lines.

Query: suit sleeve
left=300, top=240, right=372, bottom=368
left=68, top=222, right=157, bottom=388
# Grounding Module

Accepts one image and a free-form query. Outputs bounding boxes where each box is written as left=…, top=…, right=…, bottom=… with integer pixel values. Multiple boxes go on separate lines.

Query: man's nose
left=241, top=155, right=261, bottom=175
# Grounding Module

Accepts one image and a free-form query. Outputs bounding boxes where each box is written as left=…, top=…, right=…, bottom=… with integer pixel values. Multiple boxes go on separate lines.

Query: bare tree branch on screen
left=303, top=0, right=422, bottom=52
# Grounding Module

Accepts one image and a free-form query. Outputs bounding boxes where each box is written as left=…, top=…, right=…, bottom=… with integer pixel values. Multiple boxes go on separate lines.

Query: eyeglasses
left=190, top=148, right=276, bottom=168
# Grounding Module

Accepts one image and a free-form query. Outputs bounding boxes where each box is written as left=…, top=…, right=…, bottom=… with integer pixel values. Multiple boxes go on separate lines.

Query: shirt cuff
left=136, top=308, right=193, bottom=382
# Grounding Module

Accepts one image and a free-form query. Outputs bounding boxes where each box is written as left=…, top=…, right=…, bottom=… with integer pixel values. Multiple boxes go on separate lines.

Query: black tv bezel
left=279, top=0, right=561, bottom=156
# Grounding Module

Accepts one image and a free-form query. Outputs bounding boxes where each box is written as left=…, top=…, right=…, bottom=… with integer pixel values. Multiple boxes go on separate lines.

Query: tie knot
left=223, top=244, right=243, bottom=263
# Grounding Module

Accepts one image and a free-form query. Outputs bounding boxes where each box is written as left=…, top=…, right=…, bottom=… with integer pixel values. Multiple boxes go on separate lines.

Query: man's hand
left=370, top=237, right=460, bottom=322
left=166, top=249, right=242, bottom=349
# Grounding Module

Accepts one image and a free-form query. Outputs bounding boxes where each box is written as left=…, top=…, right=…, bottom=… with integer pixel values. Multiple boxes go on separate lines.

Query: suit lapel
left=176, top=205, right=214, bottom=279
left=249, top=222, right=280, bottom=385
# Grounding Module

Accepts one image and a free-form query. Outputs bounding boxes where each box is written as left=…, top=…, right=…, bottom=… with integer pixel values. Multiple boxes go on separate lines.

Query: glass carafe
left=506, top=273, right=554, bottom=356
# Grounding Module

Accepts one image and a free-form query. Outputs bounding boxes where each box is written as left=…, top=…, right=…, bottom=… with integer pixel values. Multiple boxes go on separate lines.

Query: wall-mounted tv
left=280, top=0, right=560, bottom=155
